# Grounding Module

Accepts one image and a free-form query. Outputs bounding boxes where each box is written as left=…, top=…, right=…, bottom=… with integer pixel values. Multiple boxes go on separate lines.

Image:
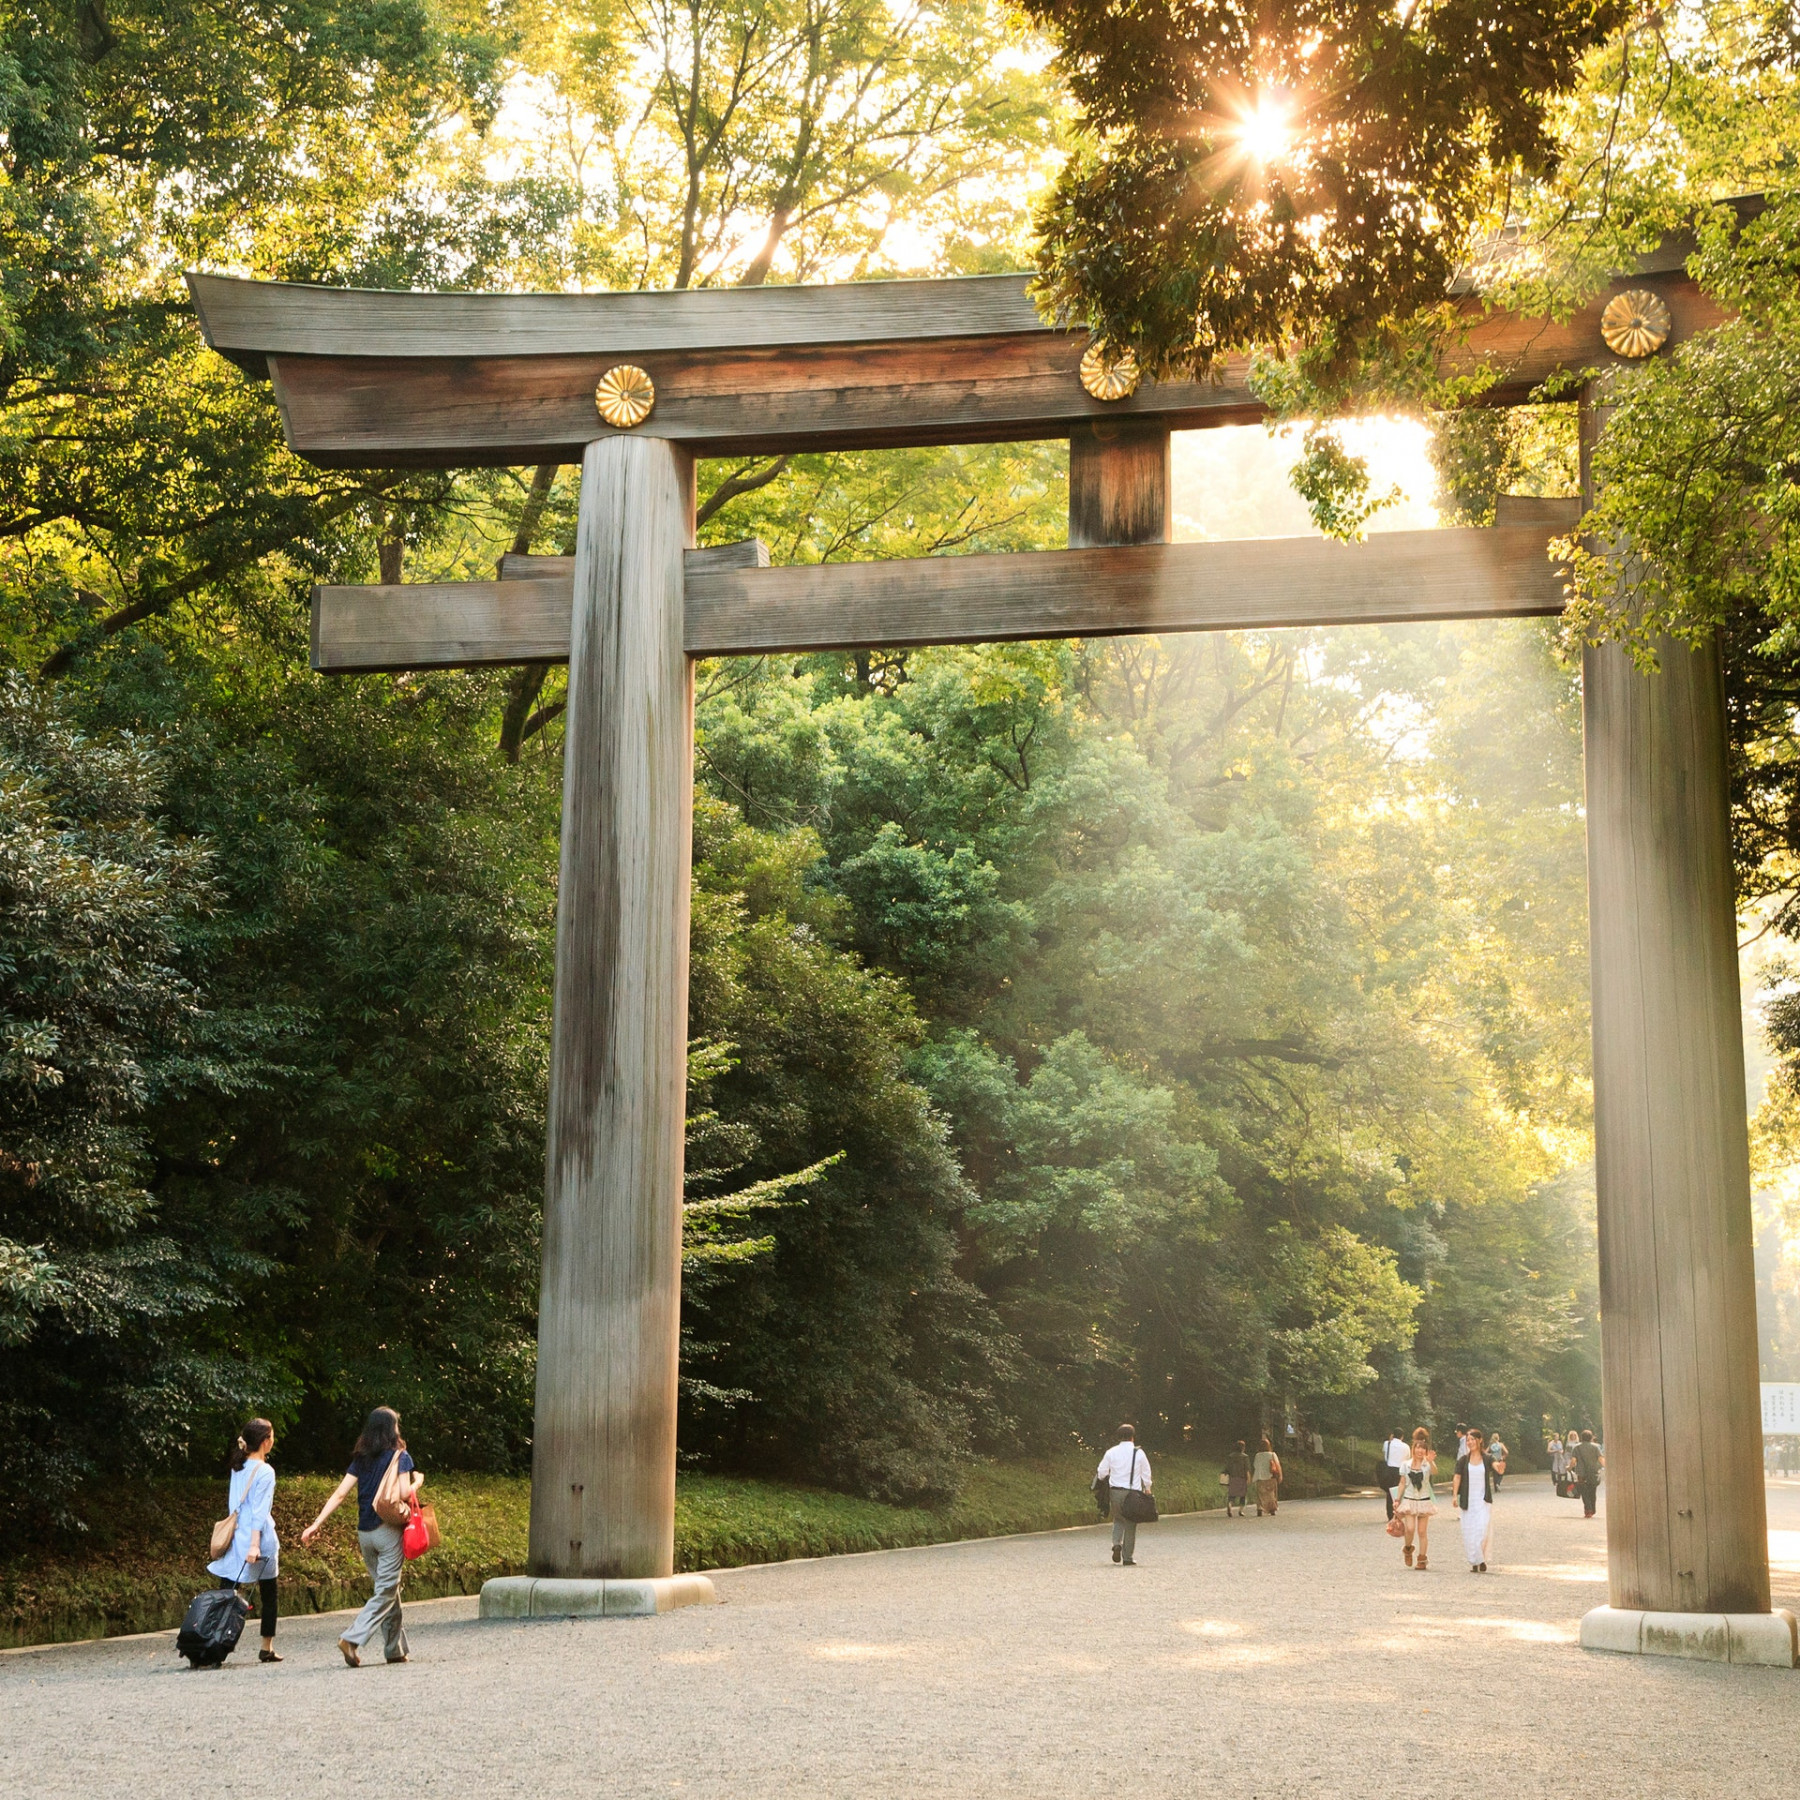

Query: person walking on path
left=300, top=1406, right=423, bottom=1666
left=1095, top=1426, right=1152, bottom=1565
left=1224, top=1441, right=1251, bottom=1517
left=207, top=1418, right=282, bottom=1663
left=1252, top=1437, right=1282, bottom=1516
left=1380, top=1428, right=1409, bottom=1521
left=1548, top=1431, right=1568, bottom=1495
left=1394, top=1428, right=1438, bottom=1570
left=1487, top=1432, right=1508, bottom=1494
left=1453, top=1427, right=1496, bottom=1572
left=1573, top=1429, right=1603, bottom=1519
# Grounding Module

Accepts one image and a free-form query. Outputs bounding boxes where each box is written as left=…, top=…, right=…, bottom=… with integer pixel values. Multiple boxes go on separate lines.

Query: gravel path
left=7, top=1477, right=1800, bottom=1798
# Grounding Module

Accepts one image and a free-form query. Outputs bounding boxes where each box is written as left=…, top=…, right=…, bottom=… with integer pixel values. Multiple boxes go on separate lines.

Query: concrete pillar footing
left=479, top=1574, right=716, bottom=1620
left=1580, top=1605, right=1797, bottom=1667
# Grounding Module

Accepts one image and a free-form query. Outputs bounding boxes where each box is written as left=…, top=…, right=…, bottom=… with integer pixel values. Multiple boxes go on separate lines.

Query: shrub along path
left=0, top=1448, right=1356, bottom=1648
left=7, top=1482, right=1800, bottom=1800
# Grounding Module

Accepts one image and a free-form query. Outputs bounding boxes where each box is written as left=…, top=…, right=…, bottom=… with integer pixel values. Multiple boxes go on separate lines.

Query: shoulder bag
left=209, top=1462, right=258, bottom=1560
left=373, top=1447, right=414, bottom=1527
left=1119, top=1447, right=1159, bottom=1524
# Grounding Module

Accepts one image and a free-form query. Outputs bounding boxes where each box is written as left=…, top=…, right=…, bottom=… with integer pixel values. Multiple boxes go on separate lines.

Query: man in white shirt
left=1095, top=1426, right=1152, bottom=1565
left=1381, top=1429, right=1409, bottom=1521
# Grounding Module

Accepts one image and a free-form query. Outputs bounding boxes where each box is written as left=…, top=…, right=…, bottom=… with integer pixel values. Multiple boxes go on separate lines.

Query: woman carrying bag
left=300, top=1405, right=422, bottom=1667
left=1394, top=1427, right=1438, bottom=1570
left=206, top=1418, right=282, bottom=1663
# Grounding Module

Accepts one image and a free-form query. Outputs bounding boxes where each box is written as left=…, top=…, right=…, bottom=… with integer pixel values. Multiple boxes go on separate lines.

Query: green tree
left=1019, top=0, right=1624, bottom=374
left=0, top=674, right=283, bottom=1524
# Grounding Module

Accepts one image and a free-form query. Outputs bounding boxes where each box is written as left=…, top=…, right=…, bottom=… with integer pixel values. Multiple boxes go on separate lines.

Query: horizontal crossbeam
left=310, top=516, right=1576, bottom=673
left=191, top=228, right=1726, bottom=468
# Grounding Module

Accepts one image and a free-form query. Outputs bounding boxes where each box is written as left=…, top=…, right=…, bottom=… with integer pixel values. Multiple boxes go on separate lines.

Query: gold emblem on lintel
left=596, top=364, right=656, bottom=427
left=1079, top=344, right=1140, bottom=401
left=1599, top=290, right=1671, bottom=360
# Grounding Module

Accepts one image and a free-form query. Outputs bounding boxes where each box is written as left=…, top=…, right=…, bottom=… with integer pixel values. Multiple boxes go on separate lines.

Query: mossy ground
left=1, top=1446, right=1357, bottom=1649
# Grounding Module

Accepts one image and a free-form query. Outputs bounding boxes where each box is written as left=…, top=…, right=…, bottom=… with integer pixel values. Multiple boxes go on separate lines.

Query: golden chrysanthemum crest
left=1599, top=290, right=1671, bottom=360
left=1079, top=343, right=1140, bottom=401
left=596, top=364, right=657, bottom=428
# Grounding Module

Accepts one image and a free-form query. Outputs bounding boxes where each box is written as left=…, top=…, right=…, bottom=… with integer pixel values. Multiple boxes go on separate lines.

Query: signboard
left=1762, top=1383, right=1800, bottom=1433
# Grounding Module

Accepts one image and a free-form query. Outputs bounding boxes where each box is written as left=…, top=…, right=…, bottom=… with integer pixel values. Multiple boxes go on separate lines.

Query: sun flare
left=1233, top=93, right=1295, bottom=165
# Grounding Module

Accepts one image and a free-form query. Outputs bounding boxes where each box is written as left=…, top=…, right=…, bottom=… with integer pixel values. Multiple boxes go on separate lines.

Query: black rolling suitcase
left=176, top=1586, right=252, bottom=1668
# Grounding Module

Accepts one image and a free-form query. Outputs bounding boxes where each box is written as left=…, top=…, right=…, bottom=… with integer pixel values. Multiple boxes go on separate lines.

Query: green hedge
left=2, top=1448, right=1355, bottom=1649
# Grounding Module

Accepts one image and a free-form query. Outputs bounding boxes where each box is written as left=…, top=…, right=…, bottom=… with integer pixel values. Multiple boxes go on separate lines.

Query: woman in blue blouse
left=301, top=1405, right=423, bottom=1667
left=208, top=1417, right=282, bottom=1662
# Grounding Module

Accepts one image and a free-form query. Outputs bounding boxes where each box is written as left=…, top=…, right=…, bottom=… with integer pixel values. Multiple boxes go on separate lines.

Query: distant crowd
left=1090, top=1419, right=1604, bottom=1575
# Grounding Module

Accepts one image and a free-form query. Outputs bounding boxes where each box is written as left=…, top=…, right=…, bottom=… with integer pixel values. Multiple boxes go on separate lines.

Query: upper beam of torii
left=186, top=234, right=1786, bottom=1662
left=189, top=238, right=1714, bottom=466
left=189, top=242, right=1720, bottom=671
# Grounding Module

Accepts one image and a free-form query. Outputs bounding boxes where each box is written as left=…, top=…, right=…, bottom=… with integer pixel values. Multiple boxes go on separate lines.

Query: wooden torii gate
left=191, top=250, right=1794, bottom=1660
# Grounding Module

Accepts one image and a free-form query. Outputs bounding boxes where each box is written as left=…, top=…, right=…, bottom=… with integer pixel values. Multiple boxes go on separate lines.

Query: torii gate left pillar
left=488, top=435, right=716, bottom=1618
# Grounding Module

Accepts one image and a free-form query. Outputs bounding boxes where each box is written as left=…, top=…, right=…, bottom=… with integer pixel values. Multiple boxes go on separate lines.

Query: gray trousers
left=343, top=1524, right=409, bottom=1660
left=1109, top=1487, right=1139, bottom=1561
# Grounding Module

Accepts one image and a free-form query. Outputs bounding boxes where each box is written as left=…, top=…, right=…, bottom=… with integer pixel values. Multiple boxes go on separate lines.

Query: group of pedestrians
left=1220, top=1438, right=1283, bottom=1517
left=1377, top=1423, right=1505, bottom=1573
left=201, top=1404, right=424, bottom=1667
left=1547, top=1427, right=1604, bottom=1517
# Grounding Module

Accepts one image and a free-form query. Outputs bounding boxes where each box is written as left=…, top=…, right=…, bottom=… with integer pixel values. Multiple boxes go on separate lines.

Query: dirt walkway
left=6, top=1477, right=1798, bottom=1798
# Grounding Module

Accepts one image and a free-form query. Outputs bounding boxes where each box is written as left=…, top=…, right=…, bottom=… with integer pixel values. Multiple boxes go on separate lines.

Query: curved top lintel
left=186, top=270, right=1052, bottom=376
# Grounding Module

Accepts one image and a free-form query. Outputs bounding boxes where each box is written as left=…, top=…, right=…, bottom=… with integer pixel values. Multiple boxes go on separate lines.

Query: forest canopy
left=5, top=0, right=1796, bottom=1526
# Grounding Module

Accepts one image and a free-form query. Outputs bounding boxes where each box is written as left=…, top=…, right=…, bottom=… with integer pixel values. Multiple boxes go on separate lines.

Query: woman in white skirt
left=1394, top=1427, right=1438, bottom=1570
left=1454, top=1427, right=1496, bottom=1572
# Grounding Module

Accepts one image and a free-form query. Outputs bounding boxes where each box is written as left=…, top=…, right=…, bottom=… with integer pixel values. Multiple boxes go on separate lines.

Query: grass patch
left=1, top=1446, right=1355, bottom=1649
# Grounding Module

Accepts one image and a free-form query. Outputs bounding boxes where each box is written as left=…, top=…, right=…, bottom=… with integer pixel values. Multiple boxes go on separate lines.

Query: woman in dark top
left=301, top=1406, right=423, bottom=1667
left=1223, top=1442, right=1251, bottom=1517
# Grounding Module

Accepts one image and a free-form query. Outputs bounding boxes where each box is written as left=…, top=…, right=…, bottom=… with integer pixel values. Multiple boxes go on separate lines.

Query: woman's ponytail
left=230, top=1418, right=274, bottom=1473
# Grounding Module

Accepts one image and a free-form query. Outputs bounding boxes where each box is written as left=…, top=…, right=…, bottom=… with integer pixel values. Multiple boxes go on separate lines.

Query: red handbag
left=402, top=1501, right=440, bottom=1561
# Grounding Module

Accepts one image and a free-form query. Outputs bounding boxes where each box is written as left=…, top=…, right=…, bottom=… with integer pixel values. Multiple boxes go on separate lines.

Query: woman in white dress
left=1454, top=1427, right=1496, bottom=1572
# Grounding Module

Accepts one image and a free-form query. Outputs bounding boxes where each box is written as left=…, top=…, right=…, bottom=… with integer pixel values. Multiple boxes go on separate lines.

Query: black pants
left=1579, top=1478, right=1598, bottom=1517
left=218, top=1575, right=278, bottom=1637
left=1380, top=1476, right=1398, bottom=1520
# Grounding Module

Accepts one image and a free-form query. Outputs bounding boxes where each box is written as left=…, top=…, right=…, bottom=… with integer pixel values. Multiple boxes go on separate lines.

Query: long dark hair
left=350, top=1406, right=402, bottom=1475
left=229, top=1418, right=273, bottom=1473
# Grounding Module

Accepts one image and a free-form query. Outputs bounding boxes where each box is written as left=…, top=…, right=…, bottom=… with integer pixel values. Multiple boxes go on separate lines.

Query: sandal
left=337, top=1638, right=361, bottom=1668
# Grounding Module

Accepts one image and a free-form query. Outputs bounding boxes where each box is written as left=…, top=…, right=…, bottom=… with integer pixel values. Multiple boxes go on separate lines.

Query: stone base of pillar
left=479, top=1573, right=716, bottom=1620
left=1581, top=1605, right=1797, bottom=1667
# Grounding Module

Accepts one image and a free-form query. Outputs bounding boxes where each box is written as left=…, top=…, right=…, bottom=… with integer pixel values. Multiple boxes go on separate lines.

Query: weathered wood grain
left=230, top=270, right=1725, bottom=467
left=310, top=576, right=571, bottom=671
left=684, top=524, right=1571, bottom=657
left=265, top=332, right=1260, bottom=466
left=498, top=540, right=766, bottom=582
left=189, top=270, right=1047, bottom=373
left=311, top=524, right=1573, bottom=671
left=528, top=435, right=695, bottom=1581
left=1069, top=421, right=1170, bottom=548
left=1579, top=396, right=1770, bottom=1615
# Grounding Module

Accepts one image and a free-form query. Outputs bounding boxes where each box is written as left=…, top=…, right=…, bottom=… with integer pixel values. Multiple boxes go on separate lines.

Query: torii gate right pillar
left=1578, top=397, right=1792, bottom=1662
